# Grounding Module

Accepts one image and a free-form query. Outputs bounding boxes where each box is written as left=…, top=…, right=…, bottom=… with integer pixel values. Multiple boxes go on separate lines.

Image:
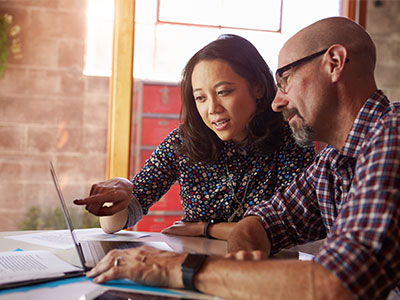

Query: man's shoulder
left=361, top=102, right=400, bottom=152
left=373, top=101, right=400, bottom=131
left=315, top=144, right=337, bottom=163
left=383, top=101, right=400, bottom=122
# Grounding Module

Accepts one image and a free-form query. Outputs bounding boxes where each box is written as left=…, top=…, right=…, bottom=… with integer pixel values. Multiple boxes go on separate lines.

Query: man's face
left=272, top=42, right=330, bottom=147
left=281, top=107, right=314, bottom=147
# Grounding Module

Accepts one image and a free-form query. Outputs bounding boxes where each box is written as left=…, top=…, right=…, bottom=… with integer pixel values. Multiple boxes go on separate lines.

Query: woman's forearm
left=206, top=222, right=236, bottom=240
left=99, top=208, right=129, bottom=233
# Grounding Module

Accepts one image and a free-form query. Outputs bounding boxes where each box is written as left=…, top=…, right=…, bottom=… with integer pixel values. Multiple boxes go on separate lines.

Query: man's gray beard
left=291, top=124, right=314, bottom=148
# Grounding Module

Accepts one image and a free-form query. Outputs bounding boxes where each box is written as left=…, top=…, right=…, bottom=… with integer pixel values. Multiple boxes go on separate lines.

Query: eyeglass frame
left=275, top=48, right=329, bottom=93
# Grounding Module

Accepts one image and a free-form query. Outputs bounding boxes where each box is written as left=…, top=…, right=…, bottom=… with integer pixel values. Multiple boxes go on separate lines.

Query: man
left=85, top=17, right=400, bottom=300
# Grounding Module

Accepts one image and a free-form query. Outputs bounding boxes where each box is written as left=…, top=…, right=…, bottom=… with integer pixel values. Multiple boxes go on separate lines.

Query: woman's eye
left=217, top=89, right=232, bottom=96
left=194, top=95, right=205, bottom=102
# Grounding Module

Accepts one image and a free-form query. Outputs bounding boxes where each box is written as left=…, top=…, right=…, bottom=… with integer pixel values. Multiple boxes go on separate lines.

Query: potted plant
left=0, top=13, right=22, bottom=78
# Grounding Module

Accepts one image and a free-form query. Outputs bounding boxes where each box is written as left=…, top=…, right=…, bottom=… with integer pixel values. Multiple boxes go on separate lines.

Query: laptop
left=49, top=161, right=155, bottom=271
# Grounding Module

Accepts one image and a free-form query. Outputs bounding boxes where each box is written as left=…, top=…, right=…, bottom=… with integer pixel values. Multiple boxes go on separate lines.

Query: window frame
left=106, top=0, right=367, bottom=179
left=155, top=0, right=283, bottom=33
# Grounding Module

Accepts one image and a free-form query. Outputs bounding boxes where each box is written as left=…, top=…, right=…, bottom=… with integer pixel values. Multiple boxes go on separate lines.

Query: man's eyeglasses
left=275, top=48, right=329, bottom=93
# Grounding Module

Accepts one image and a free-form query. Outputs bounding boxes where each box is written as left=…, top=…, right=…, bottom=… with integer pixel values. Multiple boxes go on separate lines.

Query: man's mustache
left=282, top=108, right=301, bottom=122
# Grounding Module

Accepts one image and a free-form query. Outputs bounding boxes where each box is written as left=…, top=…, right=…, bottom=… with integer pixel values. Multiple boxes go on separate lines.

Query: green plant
left=0, top=14, right=10, bottom=77
left=18, top=206, right=100, bottom=230
left=0, top=13, right=22, bottom=78
left=18, top=207, right=41, bottom=231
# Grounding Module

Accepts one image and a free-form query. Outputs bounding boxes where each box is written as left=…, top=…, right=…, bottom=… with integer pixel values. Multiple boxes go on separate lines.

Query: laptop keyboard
left=87, top=241, right=106, bottom=263
left=87, top=240, right=146, bottom=264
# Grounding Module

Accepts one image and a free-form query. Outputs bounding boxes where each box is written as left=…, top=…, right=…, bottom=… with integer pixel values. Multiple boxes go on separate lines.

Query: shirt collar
left=340, top=90, right=390, bottom=158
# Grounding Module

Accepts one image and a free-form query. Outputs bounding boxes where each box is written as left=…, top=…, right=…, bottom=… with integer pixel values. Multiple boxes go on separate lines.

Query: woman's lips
left=212, top=119, right=229, bottom=130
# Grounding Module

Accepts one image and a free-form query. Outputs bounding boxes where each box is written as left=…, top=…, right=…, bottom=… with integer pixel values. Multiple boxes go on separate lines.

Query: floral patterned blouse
left=131, top=125, right=315, bottom=223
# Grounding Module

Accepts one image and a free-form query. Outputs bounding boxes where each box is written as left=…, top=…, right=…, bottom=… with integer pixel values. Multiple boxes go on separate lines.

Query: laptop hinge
left=77, top=242, right=86, bottom=264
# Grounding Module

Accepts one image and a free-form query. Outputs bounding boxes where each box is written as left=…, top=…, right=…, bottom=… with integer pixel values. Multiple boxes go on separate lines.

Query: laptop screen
left=49, top=161, right=87, bottom=269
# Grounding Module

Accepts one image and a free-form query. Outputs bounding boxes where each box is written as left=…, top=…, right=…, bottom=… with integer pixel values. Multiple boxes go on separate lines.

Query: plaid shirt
left=245, top=90, right=400, bottom=300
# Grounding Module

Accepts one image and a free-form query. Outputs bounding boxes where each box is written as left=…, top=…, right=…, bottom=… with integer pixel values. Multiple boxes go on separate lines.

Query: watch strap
left=181, top=253, right=208, bottom=291
left=203, top=220, right=218, bottom=239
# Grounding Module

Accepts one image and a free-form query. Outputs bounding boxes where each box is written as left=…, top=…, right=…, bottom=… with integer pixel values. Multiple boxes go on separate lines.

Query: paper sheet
left=298, top=251, right=315, bottom=261
left=0, top=277, right=98, bottom=300
left=5, top=229, right=149, bottom=250
left=0, top=250, right=81, bottom=285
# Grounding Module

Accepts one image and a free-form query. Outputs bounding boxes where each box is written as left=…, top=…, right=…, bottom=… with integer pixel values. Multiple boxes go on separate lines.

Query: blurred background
left=0, top=0, right=398, bottom=232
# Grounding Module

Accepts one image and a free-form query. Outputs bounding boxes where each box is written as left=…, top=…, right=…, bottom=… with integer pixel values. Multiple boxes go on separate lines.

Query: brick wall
left=367, top=0, right=400, bottom=101
left=0, top=0, right=109, bottom=230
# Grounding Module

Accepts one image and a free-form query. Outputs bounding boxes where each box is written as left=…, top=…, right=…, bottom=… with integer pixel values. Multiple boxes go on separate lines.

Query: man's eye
left=281, top=74, right=290, bottom=81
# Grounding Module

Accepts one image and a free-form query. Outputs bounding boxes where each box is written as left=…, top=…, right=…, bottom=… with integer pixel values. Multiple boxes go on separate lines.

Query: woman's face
left=191, top=59, right=259, bottom=143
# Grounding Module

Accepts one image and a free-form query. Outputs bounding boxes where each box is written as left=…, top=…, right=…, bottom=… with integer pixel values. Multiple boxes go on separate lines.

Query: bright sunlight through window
left=84, top=0, right=341, bottom=81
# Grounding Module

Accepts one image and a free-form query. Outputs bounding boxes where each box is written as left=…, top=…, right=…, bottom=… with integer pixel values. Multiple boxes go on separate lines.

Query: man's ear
left=325, top=44, right=348, bottom=83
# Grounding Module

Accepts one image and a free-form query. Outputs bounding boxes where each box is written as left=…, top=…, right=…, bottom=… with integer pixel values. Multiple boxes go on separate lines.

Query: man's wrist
left=181, top=253, right=208, bottom=292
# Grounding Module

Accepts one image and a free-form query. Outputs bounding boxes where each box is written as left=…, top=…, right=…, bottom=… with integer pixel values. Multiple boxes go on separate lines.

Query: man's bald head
left=281, top=17, right=376, bottom=75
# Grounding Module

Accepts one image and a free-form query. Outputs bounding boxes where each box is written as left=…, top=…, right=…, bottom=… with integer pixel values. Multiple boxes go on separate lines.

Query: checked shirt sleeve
left=244, top=153, right=328, bottom=254
left=314, top=114, right=400, bottom=300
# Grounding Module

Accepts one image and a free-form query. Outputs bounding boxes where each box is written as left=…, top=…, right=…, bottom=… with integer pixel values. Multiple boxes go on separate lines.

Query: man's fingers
left=252, top=250, right=268, bottom=260
left=87, top=250, right=124, bottom=277
left=224, top=250, right=267, bottom=261
left=93, top=266, right=128, bottom=283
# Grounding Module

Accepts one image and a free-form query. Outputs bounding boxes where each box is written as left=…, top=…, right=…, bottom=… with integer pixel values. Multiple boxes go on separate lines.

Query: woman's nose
left=208, top=96, right=223, bottom=114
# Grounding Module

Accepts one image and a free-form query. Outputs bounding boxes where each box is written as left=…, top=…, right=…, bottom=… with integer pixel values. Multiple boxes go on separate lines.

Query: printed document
left=0, top=250, right=81, bottom=285
left=5, top=228, right=149, bottom=249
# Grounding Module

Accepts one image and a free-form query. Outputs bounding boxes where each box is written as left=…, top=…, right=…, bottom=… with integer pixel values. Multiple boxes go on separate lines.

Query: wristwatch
left=181, top=253, right=208, bottom=291
left=203, top=220, right=217, bottom=239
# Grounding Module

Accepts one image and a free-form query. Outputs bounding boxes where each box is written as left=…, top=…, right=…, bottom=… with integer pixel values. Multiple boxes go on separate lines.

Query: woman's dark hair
left=177, top=34, right=284, bottom=163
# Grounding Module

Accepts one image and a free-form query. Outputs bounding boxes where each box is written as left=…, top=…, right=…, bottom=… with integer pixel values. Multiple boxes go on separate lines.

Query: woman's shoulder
left=279, top=123, right=315, bottom=157
left=162, top=127, right=184, bottom=144
left=152, top=127, right=183, bottom=156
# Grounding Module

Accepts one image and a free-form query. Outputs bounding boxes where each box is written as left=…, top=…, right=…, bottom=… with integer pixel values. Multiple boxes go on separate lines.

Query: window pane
left=84, top=0, right=114, bottom=76
left=84, top=0, right=341, bottom=78
left=159, top=0, right=282, bottom=31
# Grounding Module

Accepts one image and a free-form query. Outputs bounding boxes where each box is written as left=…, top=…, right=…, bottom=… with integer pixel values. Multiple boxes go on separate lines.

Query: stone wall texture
left=367, top=0, right=400, bottom=101
left=0, top=0, right=108, bottom=230
left=0, top=0, right=399, bottom=231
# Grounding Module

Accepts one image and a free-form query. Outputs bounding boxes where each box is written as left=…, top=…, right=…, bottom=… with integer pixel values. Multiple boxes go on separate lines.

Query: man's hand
left=86, top=246, right=186, bottom=288
left=227, top=216, right=271, bottom=255
left=73, top=177, right=132, bottom=216
left=161, top=221, right=205, bottom=236
left=225, top=249, right=267, bottom=260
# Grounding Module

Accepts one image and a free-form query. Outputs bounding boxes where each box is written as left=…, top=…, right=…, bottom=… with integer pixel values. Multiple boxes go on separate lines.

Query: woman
left=74, top=34, right=315, bottom=239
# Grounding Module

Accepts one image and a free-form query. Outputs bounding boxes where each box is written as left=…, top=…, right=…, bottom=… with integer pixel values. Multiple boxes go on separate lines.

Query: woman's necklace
left=225, top=163, right=255, bottom=222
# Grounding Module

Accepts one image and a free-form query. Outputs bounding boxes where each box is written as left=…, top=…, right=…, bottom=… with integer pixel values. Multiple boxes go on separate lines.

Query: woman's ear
left=325, top=44, right=348, bottom=83
left=253, top=82, right=264, bottom=99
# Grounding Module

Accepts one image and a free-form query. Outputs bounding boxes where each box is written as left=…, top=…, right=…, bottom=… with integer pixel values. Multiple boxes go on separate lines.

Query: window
left=84, top=0, right=341, bottom=80
left=84, top=0, right=114, bottom=76
left=158, top=0, right=282, bottom=32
